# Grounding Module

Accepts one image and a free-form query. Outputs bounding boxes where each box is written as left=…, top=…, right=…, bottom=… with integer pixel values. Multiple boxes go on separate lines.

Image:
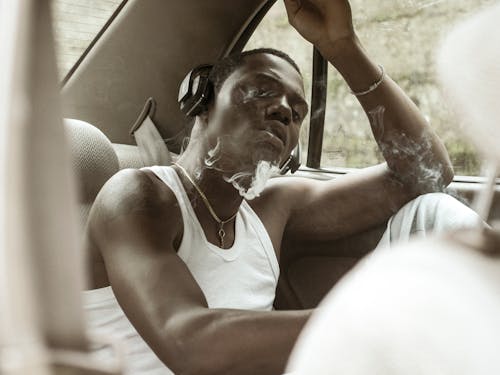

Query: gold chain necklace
left=174, top=163, right=238, bottom=248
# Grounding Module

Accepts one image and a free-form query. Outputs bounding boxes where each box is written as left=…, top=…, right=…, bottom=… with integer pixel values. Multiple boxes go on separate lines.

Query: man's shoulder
left=255, top=175, right=318, bottom=209
left=86, top=168, right=185, bottom=287
left=261, top=175, right=319, bottom=197
left=90, top=168, right=180, bottom=227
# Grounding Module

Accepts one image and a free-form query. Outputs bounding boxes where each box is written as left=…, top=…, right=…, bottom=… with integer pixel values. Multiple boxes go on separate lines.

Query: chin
left=250, top=144, right=282, bottom=166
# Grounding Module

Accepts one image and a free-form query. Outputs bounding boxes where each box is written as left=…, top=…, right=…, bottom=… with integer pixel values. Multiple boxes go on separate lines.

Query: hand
left=284, top=0, right=355, bottom=52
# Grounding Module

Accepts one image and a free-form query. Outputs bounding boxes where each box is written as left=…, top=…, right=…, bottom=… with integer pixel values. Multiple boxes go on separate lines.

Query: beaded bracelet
left=350, top=65, right=385, bottom=97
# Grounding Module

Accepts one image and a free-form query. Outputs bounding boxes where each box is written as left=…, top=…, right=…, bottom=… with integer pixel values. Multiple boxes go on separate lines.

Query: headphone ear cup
left=280, top=144, right=301, bottom=175
left=189, top=78, right=212, bottom=117
left=178, top=64, right=213, bottom=117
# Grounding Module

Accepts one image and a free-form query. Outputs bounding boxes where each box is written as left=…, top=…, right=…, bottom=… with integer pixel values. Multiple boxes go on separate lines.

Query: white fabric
left=83, top=286, right=171, bottom=375
left=83, top=165, right=279, bottom=374
left=287, top=193, right=489, bottom=375
left=437, top=2, right=500, bottom=162
left=134, top=116, right=172, bottom=167
left=148, top=165, right=279, bottom=310
left=376, top=192, right=481, bottom=249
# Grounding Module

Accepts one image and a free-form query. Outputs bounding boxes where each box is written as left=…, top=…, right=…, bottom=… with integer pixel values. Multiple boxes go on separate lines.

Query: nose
left=265, top=96, right=291, bottom=126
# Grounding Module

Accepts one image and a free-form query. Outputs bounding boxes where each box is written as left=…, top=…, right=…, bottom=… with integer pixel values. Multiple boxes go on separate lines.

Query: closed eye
left=255, top=89, right=277, bottom=98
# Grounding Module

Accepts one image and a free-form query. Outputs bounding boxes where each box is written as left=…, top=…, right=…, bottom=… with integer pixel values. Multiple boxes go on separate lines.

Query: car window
left=246, top=0, right=496, bottom=176
left=52, top=0, right=123, bottom=79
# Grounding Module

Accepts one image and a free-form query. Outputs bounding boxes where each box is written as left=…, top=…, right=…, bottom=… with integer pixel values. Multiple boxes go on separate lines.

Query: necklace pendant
left=218, top=227, right=226, bottom=248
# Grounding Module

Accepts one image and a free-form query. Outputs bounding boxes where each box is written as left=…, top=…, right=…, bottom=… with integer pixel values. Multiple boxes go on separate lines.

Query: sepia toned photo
left=2, top=1, right=500, bottom=374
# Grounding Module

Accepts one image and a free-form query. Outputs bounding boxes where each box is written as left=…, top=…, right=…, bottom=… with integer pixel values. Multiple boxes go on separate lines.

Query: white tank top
left=150, top=165, right=279, bottom=309
left=83, top=165, right=279, bottom=374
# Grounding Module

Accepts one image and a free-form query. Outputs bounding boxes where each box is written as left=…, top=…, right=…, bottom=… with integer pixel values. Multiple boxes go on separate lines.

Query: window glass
left=51, top=0, right=123, bottom=79
left=247, top=0, right=496, bottom=176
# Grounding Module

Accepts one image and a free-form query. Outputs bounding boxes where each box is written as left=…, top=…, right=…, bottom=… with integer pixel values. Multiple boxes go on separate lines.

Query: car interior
left=59, top=0, right=500, bottom=311
left=2, top=0, right=499, bottom=373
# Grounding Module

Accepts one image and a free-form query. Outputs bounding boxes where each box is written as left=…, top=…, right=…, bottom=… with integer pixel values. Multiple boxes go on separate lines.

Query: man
left=83, top=0, right=478, bottom=374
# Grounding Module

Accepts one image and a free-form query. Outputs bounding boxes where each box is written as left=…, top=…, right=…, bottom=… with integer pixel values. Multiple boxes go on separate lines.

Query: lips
left=262, top=120, right=287, bottom=147
left=261, top=130, right=285, bottom=151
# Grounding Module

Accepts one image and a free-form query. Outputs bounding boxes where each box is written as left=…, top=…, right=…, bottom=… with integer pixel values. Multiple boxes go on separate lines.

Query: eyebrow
left=253, top=72, right=309, bottom=110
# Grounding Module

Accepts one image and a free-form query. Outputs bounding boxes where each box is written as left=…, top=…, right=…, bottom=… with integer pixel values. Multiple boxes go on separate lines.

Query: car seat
left=64, top=117, right=175, bottom=227
left=64, top=118, right=120, bottom=227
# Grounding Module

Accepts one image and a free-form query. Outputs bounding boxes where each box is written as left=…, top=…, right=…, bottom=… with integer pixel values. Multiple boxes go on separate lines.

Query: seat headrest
left=64, top=118, right=119, bottom=209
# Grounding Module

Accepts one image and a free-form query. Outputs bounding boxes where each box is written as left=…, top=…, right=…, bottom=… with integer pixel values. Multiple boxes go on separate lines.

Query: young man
left=83, top=1, right=479, bottom=374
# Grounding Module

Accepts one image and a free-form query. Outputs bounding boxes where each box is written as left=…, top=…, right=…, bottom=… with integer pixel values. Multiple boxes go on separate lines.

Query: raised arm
left=284, top=0, right=453, bottom=188
left=281, top=0, right=453, bottom=240
left=88, top=169, right=310, bottom=375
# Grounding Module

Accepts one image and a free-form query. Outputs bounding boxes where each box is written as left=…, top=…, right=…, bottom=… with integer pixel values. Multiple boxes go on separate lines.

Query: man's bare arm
left=280, top=0, right=453, bottom=241
left=323, top=40, right=453, bottom=190
left=89, top=169, right=310, bottom=375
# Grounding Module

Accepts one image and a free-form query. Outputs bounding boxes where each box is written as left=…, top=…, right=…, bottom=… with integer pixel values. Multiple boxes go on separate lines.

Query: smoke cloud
left=369, top=105, right=445, bottom=191
left=223, top=160, right=280, bottom=200
left=203, top=137, right=280, bottom=200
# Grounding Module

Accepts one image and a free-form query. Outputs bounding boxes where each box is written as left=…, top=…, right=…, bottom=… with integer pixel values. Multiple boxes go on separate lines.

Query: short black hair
left=209, top=48, right=302, bottom=93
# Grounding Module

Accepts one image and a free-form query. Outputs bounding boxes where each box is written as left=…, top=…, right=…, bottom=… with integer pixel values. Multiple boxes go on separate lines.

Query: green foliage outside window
left=246, top=0, right=496, bottom=176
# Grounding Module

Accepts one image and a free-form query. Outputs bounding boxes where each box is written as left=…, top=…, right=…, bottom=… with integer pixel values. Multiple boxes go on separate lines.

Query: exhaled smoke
left=383, top=131, right=445, bottom=191
left=239, top=86, right=278, bottom=103
left=224, top=160, right=279, bottom=200
left=369, top=105, right=386, bottom=139
left=369, top=105, right=445, bottom=192
left=224, top=160, right=280, bottom=200
left=204, top=138, right=224, bottom=169
left=203, top=137, right=280, bottom=200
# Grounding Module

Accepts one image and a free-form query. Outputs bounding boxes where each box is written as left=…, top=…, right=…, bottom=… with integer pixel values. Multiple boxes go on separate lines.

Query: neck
left=175, top=149, right=244, bottom=220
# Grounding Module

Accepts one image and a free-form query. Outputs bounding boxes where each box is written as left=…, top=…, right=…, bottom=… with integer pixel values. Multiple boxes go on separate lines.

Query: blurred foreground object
left=437, top=2, right=500, bottom=163
left=0, top=0, right=122, bottom=374
left=287, top=3, right=500, bottom=374
left=287, top=235, right=500, bottom=374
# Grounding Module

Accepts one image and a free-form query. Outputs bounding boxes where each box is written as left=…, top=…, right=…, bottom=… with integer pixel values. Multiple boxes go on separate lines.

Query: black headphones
left=178, top=64, right=301, bottom=174
left=279, top=146, right=301, bottom=174
left=178, top=64, right=213, bottom=117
